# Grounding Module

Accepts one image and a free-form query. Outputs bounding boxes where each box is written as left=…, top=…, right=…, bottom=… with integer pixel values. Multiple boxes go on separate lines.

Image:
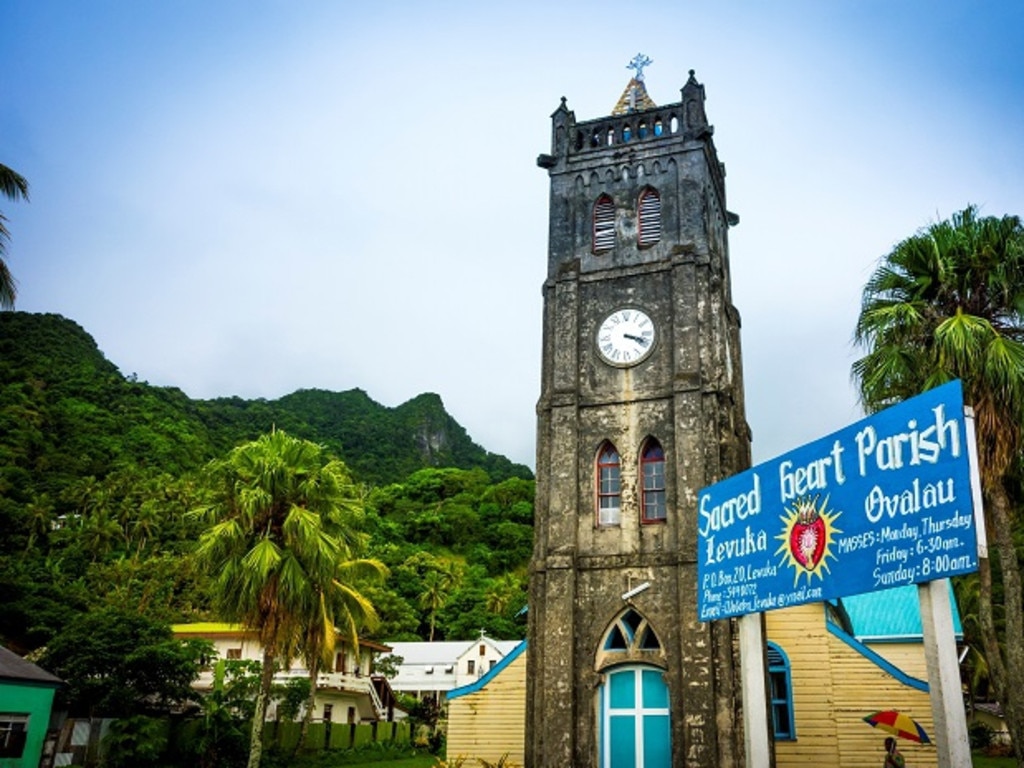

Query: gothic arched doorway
left=597, top=610, right=670, bottom=768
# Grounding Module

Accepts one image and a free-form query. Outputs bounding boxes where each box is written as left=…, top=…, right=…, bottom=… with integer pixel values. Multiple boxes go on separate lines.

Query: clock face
left=596, top=308, right=656, bottom=366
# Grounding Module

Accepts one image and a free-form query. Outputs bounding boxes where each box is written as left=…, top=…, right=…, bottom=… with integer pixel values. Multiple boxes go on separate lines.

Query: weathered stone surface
left=527, top=72, right=751, bottom=768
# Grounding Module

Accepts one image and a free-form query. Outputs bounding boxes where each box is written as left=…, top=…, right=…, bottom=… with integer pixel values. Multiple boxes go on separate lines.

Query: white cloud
left=6, top=0, right=1023, bottom=468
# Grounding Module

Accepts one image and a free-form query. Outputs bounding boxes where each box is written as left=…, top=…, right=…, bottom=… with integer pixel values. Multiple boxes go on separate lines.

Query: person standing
left=884, top=737, right=906, bottom=768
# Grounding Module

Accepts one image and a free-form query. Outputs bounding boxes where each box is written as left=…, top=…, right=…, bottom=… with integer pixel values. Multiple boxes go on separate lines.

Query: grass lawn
left=261, top=746, right=437, bottom=768
left=338, top=759, right=435, bottom=768
left=973, top=755, right=1016, bottom=768
left=269, top=749, right=1019, bottom=768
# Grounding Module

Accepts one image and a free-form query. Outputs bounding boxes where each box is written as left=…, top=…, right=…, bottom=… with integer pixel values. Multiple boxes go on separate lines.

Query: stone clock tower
left=526, top=65, right=751, bottom=768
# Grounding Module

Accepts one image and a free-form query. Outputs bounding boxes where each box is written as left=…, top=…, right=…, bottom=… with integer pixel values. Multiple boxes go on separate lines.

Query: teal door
left=601, top=665, right=670, bottom=768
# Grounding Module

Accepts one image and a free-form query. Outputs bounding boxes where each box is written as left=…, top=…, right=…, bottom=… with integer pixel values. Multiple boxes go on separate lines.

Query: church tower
left=526, top=63, right=751, bottom=768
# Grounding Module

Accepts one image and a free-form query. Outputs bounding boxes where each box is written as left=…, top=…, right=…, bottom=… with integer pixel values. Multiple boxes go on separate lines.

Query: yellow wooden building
left=446, top=641, right=528, bottom=765
left=446, top=585, right=958, bottom=767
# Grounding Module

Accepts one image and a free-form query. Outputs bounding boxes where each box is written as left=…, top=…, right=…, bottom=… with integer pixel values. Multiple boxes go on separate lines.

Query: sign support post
left=739, top=613, right=771, bottom=768
left=919, top=578, right=971, bottom=767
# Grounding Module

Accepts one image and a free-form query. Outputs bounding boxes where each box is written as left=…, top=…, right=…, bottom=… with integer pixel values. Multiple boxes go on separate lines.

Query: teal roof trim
left=447, top=640, right=527, bottom=701
left=841, top=583, right=963, bottom=643
left=825, top=621, right=928, bottom=693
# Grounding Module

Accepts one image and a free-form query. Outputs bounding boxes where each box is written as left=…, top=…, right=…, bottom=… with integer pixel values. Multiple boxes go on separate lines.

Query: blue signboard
left=697, top=380, right=979, bottom=622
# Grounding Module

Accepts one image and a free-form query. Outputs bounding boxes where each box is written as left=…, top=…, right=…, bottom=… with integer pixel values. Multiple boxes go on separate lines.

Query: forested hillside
left=0, top=312, right=534, bottom=653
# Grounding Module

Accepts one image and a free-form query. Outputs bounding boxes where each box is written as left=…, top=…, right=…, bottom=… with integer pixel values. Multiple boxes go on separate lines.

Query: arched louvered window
left=593, top=195, right=616, bottom=254
left=640, top=439, right=666, bottom=523
left=638, top=188, right=661, bottom=247
left=767, top=642, right=796, bottom=740
left=596, top=442, right=621, bottom=526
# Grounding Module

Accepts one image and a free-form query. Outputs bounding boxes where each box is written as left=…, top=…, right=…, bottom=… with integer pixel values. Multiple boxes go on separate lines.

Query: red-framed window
left=597, top=442, right=622, bottom=526
left=640, top=439, right=666, bottom=523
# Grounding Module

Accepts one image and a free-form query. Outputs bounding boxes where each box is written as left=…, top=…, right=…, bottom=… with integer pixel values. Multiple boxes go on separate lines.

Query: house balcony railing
left=191, top=667, right=388, bottom=720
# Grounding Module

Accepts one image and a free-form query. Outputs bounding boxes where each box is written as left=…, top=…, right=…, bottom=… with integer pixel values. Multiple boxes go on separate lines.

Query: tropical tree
left=24, top=493, right=54, bottom=551
left=81, top=509, right=125, bottom=560
left=292, top=546, right=385, bottom=749
left=485, top=572, right=523, bottom=615
left=853, top=205, right=1024, bottom=764
left=40, top=606, right=211, bottom=717
left=954, top=573, right=995, bottom=706
left=0, top=162, right=28, bottom=309
left=419, top=566, right=456, bottom=642
left=192, top=430, right=381, bottom=768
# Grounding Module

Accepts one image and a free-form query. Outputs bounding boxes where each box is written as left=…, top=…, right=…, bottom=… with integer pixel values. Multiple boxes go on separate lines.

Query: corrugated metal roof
left=840, top=583, right=963, bottom=642
left=384, top=638, right=520, bottom=665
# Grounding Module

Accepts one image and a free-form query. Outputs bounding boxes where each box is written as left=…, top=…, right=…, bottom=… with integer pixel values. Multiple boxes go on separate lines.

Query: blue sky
left=2, top=1, right=1022, bottom=468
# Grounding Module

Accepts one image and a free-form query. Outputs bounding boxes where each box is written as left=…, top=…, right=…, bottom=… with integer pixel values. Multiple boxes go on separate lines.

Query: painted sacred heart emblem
left=776, top=496, right=841, bottom=585
left=789, top=503, right=826, bottom=571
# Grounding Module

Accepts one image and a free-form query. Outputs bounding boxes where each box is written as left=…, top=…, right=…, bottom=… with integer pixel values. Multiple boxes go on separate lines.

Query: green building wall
left=0, top=680, right=57, bottom=768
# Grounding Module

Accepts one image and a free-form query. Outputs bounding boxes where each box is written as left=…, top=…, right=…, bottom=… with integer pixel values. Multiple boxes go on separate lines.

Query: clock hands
left=623, top=333, right=650, bottom=347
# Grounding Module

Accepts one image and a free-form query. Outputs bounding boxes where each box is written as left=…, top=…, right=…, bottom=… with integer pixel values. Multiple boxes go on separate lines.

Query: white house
left=172, top=622, right=397, bottom=724
left=382, top=633, right=521, bottom=703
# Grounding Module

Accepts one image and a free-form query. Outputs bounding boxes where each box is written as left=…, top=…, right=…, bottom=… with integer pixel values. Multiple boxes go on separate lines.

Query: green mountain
left=0, top=312, right=531, bottom=508
left=0, top=312, right=535, bottom=652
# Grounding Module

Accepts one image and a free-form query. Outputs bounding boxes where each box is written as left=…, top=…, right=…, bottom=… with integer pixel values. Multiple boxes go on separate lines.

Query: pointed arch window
left=638, top=188, right=661, bottom=247
left=596, top=442, right=621, bottom=526
left=767, top=642, right=796, bottom=740
left=640, top=439, right=666, bottom=523
left=602, top=609, right=662, bottom=654
left=593, top=195, right=616, bottom=254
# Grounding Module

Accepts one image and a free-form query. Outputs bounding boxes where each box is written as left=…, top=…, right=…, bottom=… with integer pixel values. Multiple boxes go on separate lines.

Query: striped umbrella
left=863, top=710, right=931, bottom=744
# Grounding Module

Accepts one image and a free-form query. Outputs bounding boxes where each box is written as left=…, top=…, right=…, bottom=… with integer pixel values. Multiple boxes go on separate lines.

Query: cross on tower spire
left=627, top=52, right=653, bottom=81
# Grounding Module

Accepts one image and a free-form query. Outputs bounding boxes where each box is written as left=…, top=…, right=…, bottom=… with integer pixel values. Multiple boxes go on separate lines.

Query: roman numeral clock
left=526, top=64, right=753, bottom=768
left=597, top=308, right=656, bottom=366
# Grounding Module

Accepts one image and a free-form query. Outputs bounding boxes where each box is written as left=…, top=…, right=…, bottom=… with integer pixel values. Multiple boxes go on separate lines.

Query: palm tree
left=25, top=493, right=54, bottom=551
left=853, top=205, right=1024, bottom=765
left=192, top=431, right=380, bottom=768
left=82, top=509, right=125, bottom=560
left=419, top=566, right=455, bottom=642
left=288, top=477, right=386, bottom=749
left=130, top=500, right=162, bottom=556
left=0, top=162, right=29, bottom=309
left=954, top=573, right=996, bottom=707
left=293, top=556, right=385, bottom=749
left=484, top=572, right=522, bottom=616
